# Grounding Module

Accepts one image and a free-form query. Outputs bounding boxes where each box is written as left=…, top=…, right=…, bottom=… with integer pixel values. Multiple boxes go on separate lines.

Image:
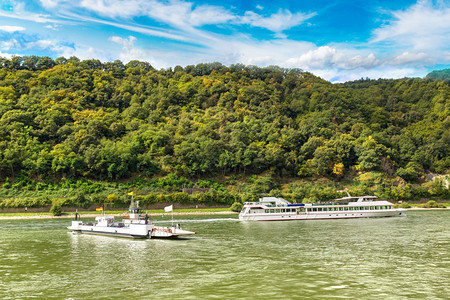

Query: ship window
left=318, top=208, right=322, bottom=212
left=359, top=207, right=364, bottom=210
left=344, top=207, right=349, bottom=211
left=270, top=209, right=275, bottom=213
left=281, top=209, right=285, bottom=213
left=323, top=207, right=327, bottom=212
left=339, top=207, right=343, bottom=211
left=265, top=210, right=269, bottom=213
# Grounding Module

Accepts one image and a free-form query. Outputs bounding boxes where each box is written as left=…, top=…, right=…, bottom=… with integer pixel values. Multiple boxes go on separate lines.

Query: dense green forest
left=0, top=56, right=448, bottom=210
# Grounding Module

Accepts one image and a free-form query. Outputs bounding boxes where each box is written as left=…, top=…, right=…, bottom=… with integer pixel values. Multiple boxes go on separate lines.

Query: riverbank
left=1, top=207, right=448, bottom=220
left=0, top=210, right=238, bottom=220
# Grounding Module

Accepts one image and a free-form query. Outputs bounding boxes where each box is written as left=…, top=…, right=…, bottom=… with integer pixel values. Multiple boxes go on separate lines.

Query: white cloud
left=390, top=52, right=430, bottom=65
left=80, top=0, right=143, bottom=18
left=39, top=0, right=71, bottom=9
left=372, top=1, right=450, bottom=51
left=287, top=46, right=338, bottom=69
left=284, top=46, right=379, bottom=70
left=79, top=0, right=235, bottom=28
left=240, top=9, right=316, bottom=32
left=0, top=2, right=61, bottom=23
left=0, top=26, right=26, bottom=32
left=25, top=40, right=55, bottom=49
left=189, top=5, right=235, bottom=26
left=78, top=0, right=312, bottom=33
left=110, top=35, right=136, bottom=48
left=0, top=39, right=20, bottom=50
left=0, top=50, right=15, bottom=59
left=45, top=24, right=61, bottom=30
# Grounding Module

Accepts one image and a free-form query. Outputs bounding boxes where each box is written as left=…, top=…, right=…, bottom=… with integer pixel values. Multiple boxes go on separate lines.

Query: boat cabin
left=95, top=216, right=114, bottom=227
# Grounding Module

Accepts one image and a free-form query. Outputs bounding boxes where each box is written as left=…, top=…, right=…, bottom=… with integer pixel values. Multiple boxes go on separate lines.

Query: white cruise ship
left=239, top=194, right=407, bottom=221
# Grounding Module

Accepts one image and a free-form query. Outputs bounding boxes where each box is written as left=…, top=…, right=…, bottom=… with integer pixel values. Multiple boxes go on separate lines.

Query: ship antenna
left=345, top=188, right=351, bottom=197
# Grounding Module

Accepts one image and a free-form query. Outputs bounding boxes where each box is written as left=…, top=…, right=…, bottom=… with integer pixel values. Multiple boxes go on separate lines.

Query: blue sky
left=0, top=0, right=449, bottom=82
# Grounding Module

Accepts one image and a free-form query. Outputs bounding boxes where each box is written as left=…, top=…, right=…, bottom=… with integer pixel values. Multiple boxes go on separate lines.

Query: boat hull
left=151, top=227, right=196, bottom=238
left=239, top=209, right=407, bottom=221
left=68, top=222, right=196, bottom=239
left=69, top=228, right=149, bottom=239
left=67, top=221, right=153, bottom=239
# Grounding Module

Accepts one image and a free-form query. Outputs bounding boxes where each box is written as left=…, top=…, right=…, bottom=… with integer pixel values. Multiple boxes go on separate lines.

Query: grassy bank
left=0, top=207, right=235, bottom=219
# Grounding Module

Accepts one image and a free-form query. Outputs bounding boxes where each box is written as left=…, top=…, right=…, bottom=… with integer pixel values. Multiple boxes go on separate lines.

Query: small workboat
left=67, top=201, right=195, bottom=239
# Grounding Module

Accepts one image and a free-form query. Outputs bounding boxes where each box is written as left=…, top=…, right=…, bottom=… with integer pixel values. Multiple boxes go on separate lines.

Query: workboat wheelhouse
left=239, top=194, right=407, bottom=221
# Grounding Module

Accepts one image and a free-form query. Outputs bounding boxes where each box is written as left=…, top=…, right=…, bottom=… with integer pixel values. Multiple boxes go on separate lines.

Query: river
left=0, top=210, right=448, bottom=299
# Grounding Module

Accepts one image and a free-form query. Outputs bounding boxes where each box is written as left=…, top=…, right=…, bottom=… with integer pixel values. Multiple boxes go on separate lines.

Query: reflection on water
left=0, top=211, right=449, bottom=299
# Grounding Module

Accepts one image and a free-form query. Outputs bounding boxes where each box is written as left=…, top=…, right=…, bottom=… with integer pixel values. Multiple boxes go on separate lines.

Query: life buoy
left=168, top=229, right=172, bottom=233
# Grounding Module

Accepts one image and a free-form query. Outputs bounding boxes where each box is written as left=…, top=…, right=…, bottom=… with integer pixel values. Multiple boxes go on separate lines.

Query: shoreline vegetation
left=0, top=208, right=237, bottom=220
left=0, top=206, right=448, bottom=220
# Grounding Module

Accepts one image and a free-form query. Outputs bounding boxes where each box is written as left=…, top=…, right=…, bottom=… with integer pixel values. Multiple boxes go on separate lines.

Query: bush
left=50, top=204, right=62, bottom=216
left=230, top=202, right=243, bottom=212
left=421, top=200, right=446, bottom=208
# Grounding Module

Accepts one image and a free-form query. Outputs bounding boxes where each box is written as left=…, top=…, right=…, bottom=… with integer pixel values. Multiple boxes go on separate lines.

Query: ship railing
left=310, top=202, right=349, bottom=206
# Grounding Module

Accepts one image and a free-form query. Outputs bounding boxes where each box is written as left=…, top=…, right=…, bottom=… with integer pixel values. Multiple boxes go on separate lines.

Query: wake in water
left=152, top=217, right=239, bottom=224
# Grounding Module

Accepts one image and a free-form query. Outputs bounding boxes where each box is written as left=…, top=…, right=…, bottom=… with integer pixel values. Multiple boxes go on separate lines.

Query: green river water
left=0, top=210, right=448, bottom=299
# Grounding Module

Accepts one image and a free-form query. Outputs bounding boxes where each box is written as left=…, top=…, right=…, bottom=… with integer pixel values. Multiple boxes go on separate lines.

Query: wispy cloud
left=0, top=25, right=26, bottom=32
left=0, top=2, right=60, bottom=23
left=390, top=52, right=430, bottom=66
left=240, top=9, right=316, bottom=33
left=285, top=46, right=379, bottom=70
left=0, top=39, right=21, bottom=50
left=372, top=0, right=450, bottom=51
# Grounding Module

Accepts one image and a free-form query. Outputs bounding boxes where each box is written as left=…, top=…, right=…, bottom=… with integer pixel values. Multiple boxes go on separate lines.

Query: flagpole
left=172, top=205, right=174, bottom=227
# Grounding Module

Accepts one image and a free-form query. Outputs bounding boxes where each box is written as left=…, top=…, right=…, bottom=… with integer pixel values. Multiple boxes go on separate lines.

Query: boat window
left=270, top=209, right=275, bottom=213
left=360, top=207, right=364, bottom=210
left=339, top=207, right=343, bottom=211
left=344, top=207, right=349, bottom=211
left=265, top=209, right=269, bottom=213
left=281, top=209, right=285, bottom=213
left=318, top=208, right=322, bottom=212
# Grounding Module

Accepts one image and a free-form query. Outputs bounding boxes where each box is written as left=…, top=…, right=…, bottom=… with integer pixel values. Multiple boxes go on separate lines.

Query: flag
left=96, top=207, right=103, bottom=211
left=128, top=192, right=133, bottom=196
left=164, top=205, right=173, bottom=212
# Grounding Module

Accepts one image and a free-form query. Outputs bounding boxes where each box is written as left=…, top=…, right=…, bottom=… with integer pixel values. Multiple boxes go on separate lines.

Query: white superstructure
left=239, top=194, right=407, bottom=221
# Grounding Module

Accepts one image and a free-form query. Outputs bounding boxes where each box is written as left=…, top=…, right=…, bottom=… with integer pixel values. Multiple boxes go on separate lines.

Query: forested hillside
left=0, top=56, right=448, bottom=208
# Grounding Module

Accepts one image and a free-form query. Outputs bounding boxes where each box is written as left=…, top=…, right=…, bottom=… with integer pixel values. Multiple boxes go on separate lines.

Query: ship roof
left=259, top=197, right=291, bottom=205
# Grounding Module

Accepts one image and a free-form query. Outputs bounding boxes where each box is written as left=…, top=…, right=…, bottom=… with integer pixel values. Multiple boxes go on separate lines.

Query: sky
left=0, top=0, right=449, bottom=82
